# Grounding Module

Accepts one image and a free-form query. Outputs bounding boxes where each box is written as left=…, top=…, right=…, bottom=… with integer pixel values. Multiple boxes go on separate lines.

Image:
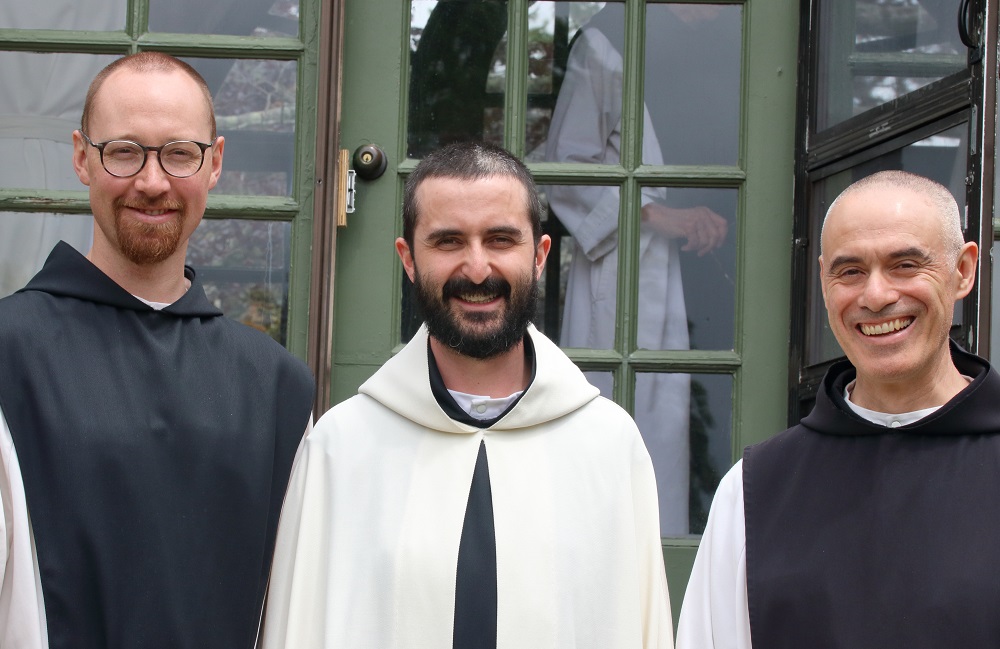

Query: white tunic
left=262, top=325, right=674, bottom=648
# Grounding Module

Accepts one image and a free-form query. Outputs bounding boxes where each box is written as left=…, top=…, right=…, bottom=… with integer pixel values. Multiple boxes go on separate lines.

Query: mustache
left=114, top=198, right=184, bottom=212
left=441, top=276, right=511, bottom=301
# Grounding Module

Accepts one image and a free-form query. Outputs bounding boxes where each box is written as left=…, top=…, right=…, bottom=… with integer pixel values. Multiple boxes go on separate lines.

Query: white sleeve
left=675, top=459, right=751, bottom=649
left=629, top=428, right=674, bottom=648
left=260, top=421, right=331, bottom=649
left=0, top=406, right=48, bottom=649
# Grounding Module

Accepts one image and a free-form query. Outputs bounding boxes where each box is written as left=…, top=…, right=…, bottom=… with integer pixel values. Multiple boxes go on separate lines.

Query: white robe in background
left=545, top=26, right=691, bottom=535
left=262, top=324, right=673, bottom=648
left=0, top=1, right=117, bottom=297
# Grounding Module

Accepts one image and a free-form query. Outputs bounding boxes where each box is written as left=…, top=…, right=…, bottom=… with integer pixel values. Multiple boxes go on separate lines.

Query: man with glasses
left=0, top=52, right=314, bottom=648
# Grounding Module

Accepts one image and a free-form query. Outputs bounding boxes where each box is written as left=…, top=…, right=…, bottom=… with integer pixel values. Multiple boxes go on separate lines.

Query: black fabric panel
left=0, top=243, right=314, bottom=649
left=453, top=441, right=498, bottom=649
left=744, top=343, right=1000, bottom=649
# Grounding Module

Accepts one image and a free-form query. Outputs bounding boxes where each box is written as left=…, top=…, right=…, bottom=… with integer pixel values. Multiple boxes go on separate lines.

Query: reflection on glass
left=635, top=371, right=731, bottom=537
left=643, top=4, right=741, bottom=165
left=149, top=0, right=299, bottom=37
left=544, top=2, right=623, bottom=168
left=818, top=0, right=966, bottom=131
left=639, top=187, right=736, bottom=351
left=407, top=0, right=509, bottom=159
left=540, top=184, right=619, bottom=350
left=185, top=58, right=297, bottom=197
left=0, top=213, right=91, bottom=299
left=1, top=0, right=125, bottom=30
left=0, top=51, right=118, bottom=299
left=524, top=2, right=602, bottom=159
left=806, top=122, right=967, bottom=365
left=187, top=219, right=292, bottom=344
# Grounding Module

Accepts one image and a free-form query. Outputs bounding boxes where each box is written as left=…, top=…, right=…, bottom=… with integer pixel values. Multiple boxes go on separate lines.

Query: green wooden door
left=332, top=0, right=799, bottom=623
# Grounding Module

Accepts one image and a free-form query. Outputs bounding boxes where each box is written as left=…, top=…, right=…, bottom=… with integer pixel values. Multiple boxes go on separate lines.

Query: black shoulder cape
left=743, top=342, right=1000, bottom=648
left=0, top=242, right=314, bottom=649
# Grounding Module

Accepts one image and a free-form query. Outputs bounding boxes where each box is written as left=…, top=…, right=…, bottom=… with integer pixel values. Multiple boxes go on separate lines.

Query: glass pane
left=0, top=213, right=91, bottom=299
left=149, top=0, right=299, bottom=37
left=186, top=219, right=292, bottom=345
left=543, top=2, right=623, bottom=167
left=408, top=0, right=509, bottom=159
left=636, top=371, right=732, bottom=537
left=525, top=1, right=556, bottom=159
left=817, top=0, right=966, bottom=131
left=643, top=3, right=742, bottom=166
left=0, top=52, right=118, bottom=192
left=638, top=186, right=736, bottom=351
left=1, top=0, right=125, bottom=30
left=541, top=183, right=619, bottom=350
left=806, top=122, right=967, bottom=366
left=186, top=58, right=297, bottom=197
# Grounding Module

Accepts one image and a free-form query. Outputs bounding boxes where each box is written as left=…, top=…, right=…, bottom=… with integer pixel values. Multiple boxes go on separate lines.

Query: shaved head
left=822, top=171, right=964, bottom=263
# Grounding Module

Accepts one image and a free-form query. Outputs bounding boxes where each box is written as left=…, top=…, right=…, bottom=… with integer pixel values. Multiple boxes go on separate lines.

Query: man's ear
left=955, top=241, right=979, bottom=299
left=72, top=130, right=92, bottom=187
left=206, top=135, right=225, bottom=190
left=534, top=234, right=552, bottom=280
left=396, top=237, right=416, bottom=282
left=818, top=255, right=827, bottom=302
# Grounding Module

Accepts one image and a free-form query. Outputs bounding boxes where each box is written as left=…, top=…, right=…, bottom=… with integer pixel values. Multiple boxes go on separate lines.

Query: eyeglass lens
left=102, top=141, right=205, bottom=178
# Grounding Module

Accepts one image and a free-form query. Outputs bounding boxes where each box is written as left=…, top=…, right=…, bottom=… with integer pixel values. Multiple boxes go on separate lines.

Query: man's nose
left=132, top=152, right=171, bottom=195
left=461, top=242, right=492, bottom=285
left=859, top=270, right=899, bottom=312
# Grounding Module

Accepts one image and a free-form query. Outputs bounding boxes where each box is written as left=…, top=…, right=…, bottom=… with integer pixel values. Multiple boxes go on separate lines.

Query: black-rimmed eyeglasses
left=79, top=132, right=216, bottom=179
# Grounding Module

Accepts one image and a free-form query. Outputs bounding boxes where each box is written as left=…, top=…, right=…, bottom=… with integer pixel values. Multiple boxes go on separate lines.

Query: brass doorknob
left=353, top=144, right=388, bottom=180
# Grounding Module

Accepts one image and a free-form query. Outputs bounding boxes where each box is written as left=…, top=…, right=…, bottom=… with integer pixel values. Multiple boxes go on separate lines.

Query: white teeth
left=860, top=318, right=913, bottom=336
left=460, top=294, right=496, bottom=304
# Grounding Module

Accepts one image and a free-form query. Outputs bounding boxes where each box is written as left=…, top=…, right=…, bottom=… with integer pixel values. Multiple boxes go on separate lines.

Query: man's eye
left=106, top=145, right=140, bottom=159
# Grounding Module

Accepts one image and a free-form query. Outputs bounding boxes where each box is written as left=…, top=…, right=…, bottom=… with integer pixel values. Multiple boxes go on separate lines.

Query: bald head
left=81, top=52, right=217, bottom=139
left=822, top=171, right=964, bottom=263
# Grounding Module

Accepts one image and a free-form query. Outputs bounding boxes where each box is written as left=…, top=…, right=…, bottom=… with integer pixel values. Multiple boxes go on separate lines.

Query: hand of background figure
left=642, top=203, right=728, bottom=256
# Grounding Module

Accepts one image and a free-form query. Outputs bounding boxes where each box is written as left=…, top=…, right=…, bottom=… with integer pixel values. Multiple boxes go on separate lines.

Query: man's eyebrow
left=886, top=246, right=931, bottom=262
left=826, top=255, right=862, bottom=273
left=423, top=225, right=525, bottom=241
left=424, top=228, right=462, bottom=242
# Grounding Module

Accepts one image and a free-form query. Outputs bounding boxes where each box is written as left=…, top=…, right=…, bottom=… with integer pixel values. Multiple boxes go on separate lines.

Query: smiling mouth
left=457, top=293, right=500, bottom=304
left=859, top=317, right=914, bottom=336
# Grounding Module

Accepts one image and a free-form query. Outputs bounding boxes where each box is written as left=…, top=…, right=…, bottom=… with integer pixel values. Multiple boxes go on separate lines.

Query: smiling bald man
left=676, top=170, right=1000, bottom=649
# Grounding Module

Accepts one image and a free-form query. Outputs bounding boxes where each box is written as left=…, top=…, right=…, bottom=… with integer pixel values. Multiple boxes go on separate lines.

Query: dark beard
left=414, top=271, right=538, bottom=360
left=113, top=198, right=184, bottom=265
